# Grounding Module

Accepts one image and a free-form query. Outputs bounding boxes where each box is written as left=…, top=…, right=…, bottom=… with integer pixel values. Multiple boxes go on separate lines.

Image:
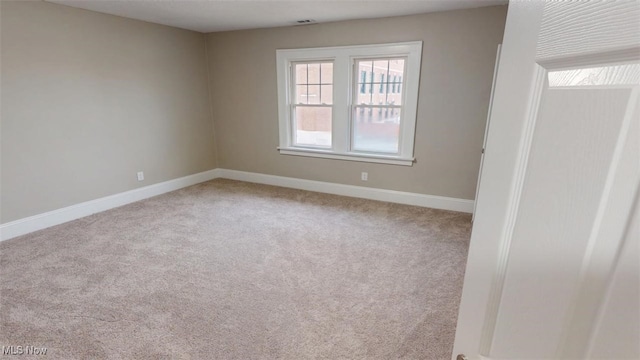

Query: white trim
left=479, top=64, right=547, bottom=355
left=0, top=167, right=473, bottom=242
left=276, top=41, right=426, bottom=56
left=473, top=44, right=502, bottom=221
left=216, top=169, right=473, bottom=213
left=453, top=3, right=548, bottom=355
left=0, top=169, right=221, bottom=242
left=277, top=147, right=415, bottom=166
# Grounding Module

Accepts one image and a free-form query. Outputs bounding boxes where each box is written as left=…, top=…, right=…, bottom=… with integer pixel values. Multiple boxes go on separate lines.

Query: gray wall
left=1, top=2, right=506, bottom=223
left=1, top=1, right=217, bottom=222
left=206, top=6, right=507, bottom=200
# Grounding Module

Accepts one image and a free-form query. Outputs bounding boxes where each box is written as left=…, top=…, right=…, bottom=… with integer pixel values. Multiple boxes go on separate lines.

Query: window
left=276, top=42, right=422, bottom=166
left=353, top=59, right=405, bottom=153
left=292, top=62, right=333, bottom=147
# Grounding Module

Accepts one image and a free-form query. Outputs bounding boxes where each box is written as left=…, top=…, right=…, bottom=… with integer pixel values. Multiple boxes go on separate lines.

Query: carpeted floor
left=0, top=179, right=471, bottom=359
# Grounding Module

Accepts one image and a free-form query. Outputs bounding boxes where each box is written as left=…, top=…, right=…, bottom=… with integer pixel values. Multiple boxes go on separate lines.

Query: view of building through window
left=291, top=58, right=406, bottom=153
left=293, top=62, right=333, bottom=147
left=353, top=58, right=405, bottom=153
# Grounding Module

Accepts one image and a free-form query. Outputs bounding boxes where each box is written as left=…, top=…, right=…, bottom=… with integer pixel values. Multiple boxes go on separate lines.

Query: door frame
left=453, top=3, right=548, bottom=357
left=472, top=44, right=502, bottom=222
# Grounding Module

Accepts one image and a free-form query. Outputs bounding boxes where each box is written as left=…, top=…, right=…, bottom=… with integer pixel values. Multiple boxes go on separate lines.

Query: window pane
left=357, top=58, right=405, bottom=105
left=372, top=61, right=390, bottom=105
left=358, top=61, right=374, bottom=78
left=295, top=106, right=332, bottom=147
left=307, top=85, right=320, bottom=104
left=320, top=63, right=333, bottom=84
left=320, top=84, right=333, bottom=104
left=357, top=61, right=373, bottom=102
left=373, top=59, right=389, bottom=76
left=357, top=91, right=371, bottom=105
left=295, top=64, right=308, bottom=85
left=388, top=59, right=405, bottom=104
left=295, top=85, right=308, bottom=104
left=295, top=62, right=333, bottom=105
left=352, top=107, right=400, bottom=153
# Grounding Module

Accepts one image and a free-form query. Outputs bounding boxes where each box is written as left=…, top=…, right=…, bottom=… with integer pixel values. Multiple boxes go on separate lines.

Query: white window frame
left=289, top=60, right=335, bottom=149
left=276, top=41, right=423, bottom=166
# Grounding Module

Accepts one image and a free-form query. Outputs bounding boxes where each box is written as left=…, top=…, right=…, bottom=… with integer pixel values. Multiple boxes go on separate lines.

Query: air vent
left=295, top=19, right=316, bottom=25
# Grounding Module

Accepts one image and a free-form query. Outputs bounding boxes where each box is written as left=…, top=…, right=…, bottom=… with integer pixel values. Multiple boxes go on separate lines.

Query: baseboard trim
left=216, top=169, right=474, bottom=214
left=1, top=168, right=473, bottom=242
left=0, top=169, right=221, bottom=242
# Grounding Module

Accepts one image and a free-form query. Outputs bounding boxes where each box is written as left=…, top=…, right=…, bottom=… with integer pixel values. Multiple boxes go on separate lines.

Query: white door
left=453, top=1, right=640, bottom=359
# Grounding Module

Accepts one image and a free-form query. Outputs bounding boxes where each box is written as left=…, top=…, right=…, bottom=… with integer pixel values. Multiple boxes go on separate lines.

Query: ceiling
left=45, top=0, right=508, bottom=33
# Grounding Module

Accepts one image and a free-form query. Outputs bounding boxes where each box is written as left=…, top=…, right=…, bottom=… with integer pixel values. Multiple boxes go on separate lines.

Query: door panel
left=561, top=89, right=640, bottom=359
left=588, top=194, right=639, bottom=359
left=490, top=85, right=636, bottom=358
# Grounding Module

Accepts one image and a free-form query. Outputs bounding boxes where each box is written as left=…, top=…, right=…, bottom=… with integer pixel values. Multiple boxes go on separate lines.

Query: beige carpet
left=0, top=179, right=471, bottom=359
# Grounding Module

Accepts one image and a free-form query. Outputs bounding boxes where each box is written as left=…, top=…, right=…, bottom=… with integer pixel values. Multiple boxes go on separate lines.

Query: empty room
left=1, top=0, right=638, bottom=359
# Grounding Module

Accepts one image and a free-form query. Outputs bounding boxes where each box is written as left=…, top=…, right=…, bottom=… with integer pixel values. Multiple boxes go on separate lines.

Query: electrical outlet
left=361, top=172, right=368, bottom=181
left=137, top=171, right=144, bottom=181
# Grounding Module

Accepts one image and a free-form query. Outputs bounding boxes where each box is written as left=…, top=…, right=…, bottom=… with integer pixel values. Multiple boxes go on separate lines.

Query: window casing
left=276, top=42, right=422, bottom=166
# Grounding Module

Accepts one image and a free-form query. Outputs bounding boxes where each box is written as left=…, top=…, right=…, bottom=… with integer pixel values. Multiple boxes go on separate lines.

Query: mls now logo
left=2, top=345, right=48, bottom=355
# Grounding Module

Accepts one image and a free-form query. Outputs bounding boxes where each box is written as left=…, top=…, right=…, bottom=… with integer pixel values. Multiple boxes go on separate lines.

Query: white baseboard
left=216, top=169, right=474, bottom=213
left=0, top=169, right=220, bottom=241
left=1, top=168, right=473, bottom=242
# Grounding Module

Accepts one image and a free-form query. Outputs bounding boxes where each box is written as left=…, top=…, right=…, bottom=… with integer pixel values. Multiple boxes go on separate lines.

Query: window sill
left=277, top=147, right=415, bottom=166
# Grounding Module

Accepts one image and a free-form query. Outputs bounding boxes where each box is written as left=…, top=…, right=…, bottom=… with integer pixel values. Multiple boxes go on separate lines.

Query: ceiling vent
left=295, top=19, right=316, bottom=25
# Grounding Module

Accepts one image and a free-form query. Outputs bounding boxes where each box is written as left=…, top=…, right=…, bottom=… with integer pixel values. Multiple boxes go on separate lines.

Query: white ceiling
left=45, top=0, right=508, bottom=33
